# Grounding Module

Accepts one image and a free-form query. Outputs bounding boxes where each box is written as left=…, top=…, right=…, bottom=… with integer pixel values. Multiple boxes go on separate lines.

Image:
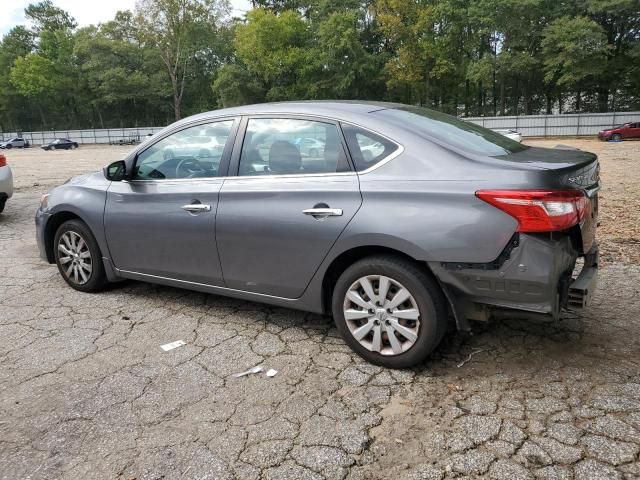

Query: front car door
left=216, top=116, right=362, bottom=298
left=629, top=122, right=640, bottom=139
left=104, top=118, right=238, bottom=286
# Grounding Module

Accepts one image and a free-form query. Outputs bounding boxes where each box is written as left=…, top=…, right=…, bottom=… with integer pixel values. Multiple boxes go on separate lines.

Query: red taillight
left=0, top=155, right=6, bottom=167
left=476, top=189, right=589, bottom=233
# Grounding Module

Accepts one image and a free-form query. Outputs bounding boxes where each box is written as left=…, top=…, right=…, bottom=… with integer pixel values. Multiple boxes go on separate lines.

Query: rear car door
left=216, top=116, right=362, bottom=298
left=104, top=118, right=238, bottom=286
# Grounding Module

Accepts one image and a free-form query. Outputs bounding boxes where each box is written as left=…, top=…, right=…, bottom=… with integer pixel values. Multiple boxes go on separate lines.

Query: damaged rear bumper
left=429, top=233, right=598, bottom=329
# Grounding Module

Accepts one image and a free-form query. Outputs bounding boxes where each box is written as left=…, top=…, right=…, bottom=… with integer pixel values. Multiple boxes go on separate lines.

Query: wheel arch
left=43, top=210, right=85, bottom=263
left=320, top=245, right=445, bottom=315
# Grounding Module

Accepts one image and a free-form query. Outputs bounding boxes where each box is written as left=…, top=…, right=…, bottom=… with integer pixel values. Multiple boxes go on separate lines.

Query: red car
left=598, top=122, right=640, bottom=141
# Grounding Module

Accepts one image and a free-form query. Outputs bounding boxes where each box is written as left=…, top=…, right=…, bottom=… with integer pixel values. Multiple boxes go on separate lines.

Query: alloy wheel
left=57, top=231, right=93, bottom=285
left=343, top=275, right=421, bottom=356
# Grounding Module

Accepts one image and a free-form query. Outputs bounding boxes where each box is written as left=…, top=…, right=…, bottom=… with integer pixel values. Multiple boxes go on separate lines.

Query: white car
left=0, top=154, right=13, bottom=213
left=291, top=137, right=325, bottom=157
left=493, top=129, right=523, bottom=142
left=0, top=137, right=30, bottom=149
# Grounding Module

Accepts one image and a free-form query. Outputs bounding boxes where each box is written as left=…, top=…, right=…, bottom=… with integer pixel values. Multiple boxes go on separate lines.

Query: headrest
left=269, top=140, right=302, bottom=174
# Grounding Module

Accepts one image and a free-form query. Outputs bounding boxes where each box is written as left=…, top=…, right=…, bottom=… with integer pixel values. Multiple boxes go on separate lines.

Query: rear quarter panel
left=334, top=143, right=533, bottom=264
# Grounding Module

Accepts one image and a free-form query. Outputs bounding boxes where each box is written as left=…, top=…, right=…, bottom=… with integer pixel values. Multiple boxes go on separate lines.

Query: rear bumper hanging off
left=429, top=234, right=598, bottom=328
left=567, top=245, right=599, bottom=309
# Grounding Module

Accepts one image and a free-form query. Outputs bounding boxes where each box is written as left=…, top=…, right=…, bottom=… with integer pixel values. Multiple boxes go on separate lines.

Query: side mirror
left=104, top=160, right=127, bottom=181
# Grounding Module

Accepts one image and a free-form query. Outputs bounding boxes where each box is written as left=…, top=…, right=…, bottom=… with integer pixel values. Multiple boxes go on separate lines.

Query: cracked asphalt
left=1, top=141, right=640, bottom=479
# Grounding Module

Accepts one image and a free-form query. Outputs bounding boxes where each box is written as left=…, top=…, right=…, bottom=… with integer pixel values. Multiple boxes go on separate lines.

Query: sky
left=0, top=0, right=251, bottom=36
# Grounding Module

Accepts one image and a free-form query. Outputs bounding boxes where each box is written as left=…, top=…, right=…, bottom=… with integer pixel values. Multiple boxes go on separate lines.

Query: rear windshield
left=375, top=106, right=528, bottom=157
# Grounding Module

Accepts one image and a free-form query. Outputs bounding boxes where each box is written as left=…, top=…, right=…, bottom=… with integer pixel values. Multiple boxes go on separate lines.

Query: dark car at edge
left=35, top=101, right=600, bottom=368
left=42, top=138, right=79, bottom=151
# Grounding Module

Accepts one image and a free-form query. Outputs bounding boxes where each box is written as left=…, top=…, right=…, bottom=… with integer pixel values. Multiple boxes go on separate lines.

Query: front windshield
left=375, top=106, right=528, bottom=157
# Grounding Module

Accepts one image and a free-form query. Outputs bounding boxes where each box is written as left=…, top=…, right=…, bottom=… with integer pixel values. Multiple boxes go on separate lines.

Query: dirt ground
left=1, top=139, right=639, bottom=479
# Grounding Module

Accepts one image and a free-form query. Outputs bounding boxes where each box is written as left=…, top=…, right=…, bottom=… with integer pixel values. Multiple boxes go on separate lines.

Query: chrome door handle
left=182, top=204, right=211, bottom=213
left=303, top=208, right=343, bottom=217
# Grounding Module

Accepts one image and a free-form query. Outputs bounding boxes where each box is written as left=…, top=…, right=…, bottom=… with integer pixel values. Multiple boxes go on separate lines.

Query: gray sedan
left=35, top=102, right=599, bottom=368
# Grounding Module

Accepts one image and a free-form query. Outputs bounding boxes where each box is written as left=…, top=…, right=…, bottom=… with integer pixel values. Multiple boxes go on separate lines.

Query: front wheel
left=612, top=133, right=622, bottom=141
left=332, top=255, right=448, bottom=368
left=54, top=219, right=108, bottom=292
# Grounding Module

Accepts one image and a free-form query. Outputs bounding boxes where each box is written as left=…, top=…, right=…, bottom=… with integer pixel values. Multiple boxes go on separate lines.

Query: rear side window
left=375, top=106, right=528, bottom=157
left=341, top=124, right=399, bottom=172
left=238, top=118, right=351, bottom=176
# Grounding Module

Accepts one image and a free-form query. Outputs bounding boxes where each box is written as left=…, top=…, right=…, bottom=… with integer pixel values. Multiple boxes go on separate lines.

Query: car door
left=104, top=118, right=238, bottom=286
left=630, top=123, right=640, bottom=139
left=216, top=116, right=362, bottom=299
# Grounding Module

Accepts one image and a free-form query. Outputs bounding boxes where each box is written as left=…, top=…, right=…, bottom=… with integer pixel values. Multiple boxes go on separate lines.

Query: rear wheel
left=54, top=219, right=107, bottom=292
left=332, top=255, right=447, bottom=368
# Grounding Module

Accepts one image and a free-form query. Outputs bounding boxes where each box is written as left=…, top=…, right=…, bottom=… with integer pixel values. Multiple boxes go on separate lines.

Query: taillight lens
left=476, top=189, right=589, bottom=232
left=0, top=155, right=6, bottom=167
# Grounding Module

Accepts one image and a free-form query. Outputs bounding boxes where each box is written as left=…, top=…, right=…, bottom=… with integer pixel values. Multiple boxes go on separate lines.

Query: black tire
left=54, top=219, right=108, bottom=292
left=5, top=144, right=11, bottom=149
left=612, top=133, right=622, bottom=141
left=332, top=255, right=448, bottom=368
left=0, top=198, right=6, bottom=214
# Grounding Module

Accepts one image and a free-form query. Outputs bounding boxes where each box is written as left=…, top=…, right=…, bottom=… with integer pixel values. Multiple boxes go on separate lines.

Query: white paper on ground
left=266, top=369, right=278, bottom=377
left=160, top=340, right=186, bottom=351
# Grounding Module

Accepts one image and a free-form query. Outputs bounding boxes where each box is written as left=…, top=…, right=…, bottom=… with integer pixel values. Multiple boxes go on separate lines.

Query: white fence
left=2, top=111, right=640, bottom=143
left=465, top=111, right=640, bottom=137
left=0, top=127, right=166, bottom=146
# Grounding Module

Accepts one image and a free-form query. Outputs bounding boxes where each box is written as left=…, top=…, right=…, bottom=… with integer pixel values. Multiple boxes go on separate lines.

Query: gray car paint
left=35, top=101, right=599, bottom=321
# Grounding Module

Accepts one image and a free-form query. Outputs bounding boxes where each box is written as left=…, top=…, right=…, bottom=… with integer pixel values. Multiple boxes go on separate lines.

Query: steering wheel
left=175, top=157, right=206, bottom=178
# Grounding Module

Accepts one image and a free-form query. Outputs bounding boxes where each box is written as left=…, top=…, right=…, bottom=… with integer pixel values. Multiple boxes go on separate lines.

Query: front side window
left=238, top=118, right=351, bottom=176
left=341, top=124, right=399, bottom=172
left=134, top=120, right=234, bottom=180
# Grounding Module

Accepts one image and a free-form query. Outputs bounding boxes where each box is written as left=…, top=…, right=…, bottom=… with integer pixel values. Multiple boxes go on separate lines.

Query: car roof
left=177, top=101, right=405, bottom=126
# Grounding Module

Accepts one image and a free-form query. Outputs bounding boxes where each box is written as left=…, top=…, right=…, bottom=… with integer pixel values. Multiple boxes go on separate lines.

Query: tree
left=542, top=16, right=608, bottom=110
left=25, top=0, right=77, bottom=33
left=234, top=8, right=312, bottom=100
left=309, top=11, right=381, bottom=99
left=213, top=63, right=265, bottom=107
left=135, top=0, right=231, bottom=120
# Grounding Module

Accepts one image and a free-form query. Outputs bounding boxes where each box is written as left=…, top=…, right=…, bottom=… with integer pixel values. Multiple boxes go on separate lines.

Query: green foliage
left=542, top=16, right=608, bottom=87
left=234, top=8, right=311, bottom=100
left=25, top=1, right=77, bottom=33
left=0, top=0, right=639, bottom=131
left=10, top=54, right=57, bottom=98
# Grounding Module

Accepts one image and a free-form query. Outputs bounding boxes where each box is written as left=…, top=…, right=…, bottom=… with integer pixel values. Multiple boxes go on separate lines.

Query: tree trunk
left=576, top=91, right=581, bottom=112
left=558, top=92, right=563, bottom=114
left=500, top=78, right=505, bottom=116
left=464, top=80, right=470, bottom=117
left=38, top=105, right=47, bottom=130
left=598, top=88, right=609, bottom=112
